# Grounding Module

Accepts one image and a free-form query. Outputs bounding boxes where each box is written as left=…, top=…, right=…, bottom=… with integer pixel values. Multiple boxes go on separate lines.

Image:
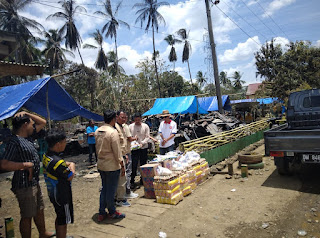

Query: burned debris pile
left=175, top=112, right=244, bottom=145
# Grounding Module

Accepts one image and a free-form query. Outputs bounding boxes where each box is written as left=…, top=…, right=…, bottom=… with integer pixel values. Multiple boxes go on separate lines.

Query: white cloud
left=266, top=37, right=290, bottom=51
left=262, top=0, right=296, bottom=17
left=175, top=66, right=189, bottom=81
left=247, top=0, right=257, bottom=6
left=315, top=40, right=320, bottom=48
left=222, top=59, right=260, bottom=85
left=218, top=36, right=261, bottom=63
left=159, top=0, right=237, bottom=49
left=118, top=45, right=152, bottom=75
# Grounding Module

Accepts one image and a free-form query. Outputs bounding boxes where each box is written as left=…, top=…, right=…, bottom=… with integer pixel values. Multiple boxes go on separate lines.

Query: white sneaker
left=116, top=200, right=131, bottom=207
left=124, top=192, right=139, bottom=199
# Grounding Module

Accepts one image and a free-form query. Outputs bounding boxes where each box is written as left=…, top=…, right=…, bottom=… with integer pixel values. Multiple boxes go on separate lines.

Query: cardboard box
left=140, top=163, right=159, bottom=178
left=144, top=187, right=156, bottom=199
left=142, top=177, right=155, bottom=189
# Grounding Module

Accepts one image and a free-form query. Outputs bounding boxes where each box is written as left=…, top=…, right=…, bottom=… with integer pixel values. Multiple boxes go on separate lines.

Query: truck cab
left=264, top=89, right=320, bottom=175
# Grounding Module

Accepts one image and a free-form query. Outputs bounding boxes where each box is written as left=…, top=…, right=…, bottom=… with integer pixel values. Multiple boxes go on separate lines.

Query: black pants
left=88, top=144, right=97, bottom=163
left=130, top=148, right=148, bottom=185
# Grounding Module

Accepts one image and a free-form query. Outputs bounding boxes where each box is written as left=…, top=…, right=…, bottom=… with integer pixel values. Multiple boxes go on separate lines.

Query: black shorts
left=50, top=196, right=74, bottom=225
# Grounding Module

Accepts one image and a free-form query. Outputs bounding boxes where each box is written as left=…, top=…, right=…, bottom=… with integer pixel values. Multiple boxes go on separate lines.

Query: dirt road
left=1, top=142, right=319, bottom=238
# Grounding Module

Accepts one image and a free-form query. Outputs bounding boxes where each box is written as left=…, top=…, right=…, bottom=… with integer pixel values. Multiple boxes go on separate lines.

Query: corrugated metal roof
left=246, top=83, right=262, bottom=96
left=0, top=60, right=47, bottom=77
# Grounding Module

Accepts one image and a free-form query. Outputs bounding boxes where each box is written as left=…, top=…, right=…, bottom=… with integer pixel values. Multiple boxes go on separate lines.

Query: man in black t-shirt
left=43, top=129, right=75, bottom=238
left=1, top=111, right=54, bottom=238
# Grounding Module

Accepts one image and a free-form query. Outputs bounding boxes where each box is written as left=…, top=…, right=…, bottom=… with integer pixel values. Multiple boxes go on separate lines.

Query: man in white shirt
left=159, top=110, right=177, bottom=155
left=129, top=112, right=150, bottom=189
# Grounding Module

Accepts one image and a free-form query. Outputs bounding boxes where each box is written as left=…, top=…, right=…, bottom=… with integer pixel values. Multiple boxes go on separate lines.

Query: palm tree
left=42, top=29, right=74, bottom=75
left=107, top=50, right=127, bottom=77
left=164, top=34, right=181, bottom=72
left=219, top=71, right=231, bottom=87
left=95, top=0, right=129, bottom=79
left=47, top=0, right=86, bottom=64
left=232, top=71, right=245, bottom=90
left=133, top=0, right=170, bottom=98
left=83, top=29, right=108, bottom=71
left=177, top=28, right=192, bottom=84
left=196, top=71, right=206, bottom=89
left=0, top=0, right=44, bottom=62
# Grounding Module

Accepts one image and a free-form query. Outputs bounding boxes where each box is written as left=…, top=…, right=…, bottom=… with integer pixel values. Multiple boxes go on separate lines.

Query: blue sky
left=22, top=0, right=320, bottom=86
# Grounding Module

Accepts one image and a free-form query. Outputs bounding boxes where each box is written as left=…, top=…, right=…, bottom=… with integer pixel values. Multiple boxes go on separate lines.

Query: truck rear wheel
left=275, top=157, right=293, bottom=176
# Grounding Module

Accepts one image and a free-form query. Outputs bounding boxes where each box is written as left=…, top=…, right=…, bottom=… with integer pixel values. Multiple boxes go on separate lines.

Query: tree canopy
left=255, top=40, right=320, bottom=99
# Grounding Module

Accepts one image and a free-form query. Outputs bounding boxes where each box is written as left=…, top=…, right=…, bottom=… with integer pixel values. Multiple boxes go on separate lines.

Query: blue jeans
left=99, top=169, right=120, bottom=215
left=88, top=144, right=97, bottom=163
left=160, top=144, right=175, bottom=155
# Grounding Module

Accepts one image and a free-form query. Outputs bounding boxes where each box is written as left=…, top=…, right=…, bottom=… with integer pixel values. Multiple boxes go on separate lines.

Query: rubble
left=176, top=112, right=244, bottom=142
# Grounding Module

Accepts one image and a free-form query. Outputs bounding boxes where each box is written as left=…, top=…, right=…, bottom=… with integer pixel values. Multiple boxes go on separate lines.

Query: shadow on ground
left=262, top=164, right=320, bottom=194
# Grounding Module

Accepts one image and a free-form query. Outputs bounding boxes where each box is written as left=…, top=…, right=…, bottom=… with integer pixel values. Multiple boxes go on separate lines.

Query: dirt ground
left=1, top=141, right=320, bottom=238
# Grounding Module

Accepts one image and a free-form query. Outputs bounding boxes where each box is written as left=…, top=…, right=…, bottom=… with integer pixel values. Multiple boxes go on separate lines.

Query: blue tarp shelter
left=230, top=98, right=256, bottom=104
left=143, top=96, right=208, bottom=116
left=198, top=95, right=231, bottom=111
left=0, top=77, right=103, bottom=121
left=230, top=98, right=278, bottom=105
left=256, top=97, right=278, bottom=104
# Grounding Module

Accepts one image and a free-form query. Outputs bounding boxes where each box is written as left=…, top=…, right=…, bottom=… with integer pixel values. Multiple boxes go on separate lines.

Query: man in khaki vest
left=95, top=110, right=125, bottom=221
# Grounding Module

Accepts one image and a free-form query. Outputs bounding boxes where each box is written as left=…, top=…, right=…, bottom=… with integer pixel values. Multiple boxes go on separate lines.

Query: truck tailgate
left=264, top=124, right=320, bottom=154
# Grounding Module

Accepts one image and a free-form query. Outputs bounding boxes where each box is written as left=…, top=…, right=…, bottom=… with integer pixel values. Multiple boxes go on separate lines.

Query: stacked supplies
left=179, top=172, right=192, bottom=197
left=195, top=159, right=210, bottom=185
left=154, top=174, right=183, bottom=205
left=140, top=163, right=159, bottom=199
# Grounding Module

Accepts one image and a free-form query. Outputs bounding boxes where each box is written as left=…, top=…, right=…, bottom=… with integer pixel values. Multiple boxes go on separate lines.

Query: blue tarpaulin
left=256, top=97, right=278, bottom=104
left=198, top=95, right=231, bottom=111
left=143, top=96, right=208, bottom=116
left=0, top=77, right=103, bottom=121
left=230, top=98, right=257, bottom=104
left=231, top=98, right=278, bottom=105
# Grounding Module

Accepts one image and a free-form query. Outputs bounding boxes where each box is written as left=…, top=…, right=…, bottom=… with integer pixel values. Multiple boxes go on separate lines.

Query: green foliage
left=133, top=0, right=170, bottom=97
left=47, top=0, right=86, bottom=64
left=83, top=29, right=108, bottom=71
left=60, top=62, right=98, bottom=111
left=42, top=29, right=74, bottom=75
left=255, top=39, right=320, bottom=100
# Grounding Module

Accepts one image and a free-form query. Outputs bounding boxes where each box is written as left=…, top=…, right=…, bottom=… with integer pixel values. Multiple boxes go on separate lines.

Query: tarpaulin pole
left=46, top=83, right=51, bottom=129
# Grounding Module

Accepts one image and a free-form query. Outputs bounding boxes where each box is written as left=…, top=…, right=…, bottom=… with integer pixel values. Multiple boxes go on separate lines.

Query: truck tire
left=238, top=153, right=263, bottom=164
left=277, top=167, right=287, bottom=175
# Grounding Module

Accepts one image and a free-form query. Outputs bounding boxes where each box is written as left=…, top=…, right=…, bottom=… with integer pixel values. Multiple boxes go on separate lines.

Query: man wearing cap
left=159, top=110, right=177, bottom=155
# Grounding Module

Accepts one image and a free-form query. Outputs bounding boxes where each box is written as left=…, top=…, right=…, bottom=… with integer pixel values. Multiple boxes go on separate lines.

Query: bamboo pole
left=180, top=119, right=270, bottom=153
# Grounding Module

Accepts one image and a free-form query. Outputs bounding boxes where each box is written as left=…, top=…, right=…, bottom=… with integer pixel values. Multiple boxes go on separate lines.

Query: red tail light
left=270, top=151, right=284, bottom=157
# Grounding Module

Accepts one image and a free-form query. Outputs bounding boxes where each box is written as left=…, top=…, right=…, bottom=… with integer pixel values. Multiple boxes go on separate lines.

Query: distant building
left=246, top=83, right=262, bottom=99
left=0, top=30, right=46, bottom=78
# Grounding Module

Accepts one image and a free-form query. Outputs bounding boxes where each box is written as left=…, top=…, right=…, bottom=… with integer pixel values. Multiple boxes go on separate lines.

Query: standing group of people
left=0, top=109, right=178, bottom=237
left=94, top=111, right=151, bottom=221
left=90, top=109, right=177, bottom=222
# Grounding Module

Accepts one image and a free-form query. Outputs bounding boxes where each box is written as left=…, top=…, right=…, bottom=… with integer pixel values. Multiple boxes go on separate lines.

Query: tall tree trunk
left=152, top=27, right=161, bottom=98
left=77, top=46, right=84, bottom=65
left=187, top=59, right=192, bottom=84
left=115, top=36, right=121, bottom=92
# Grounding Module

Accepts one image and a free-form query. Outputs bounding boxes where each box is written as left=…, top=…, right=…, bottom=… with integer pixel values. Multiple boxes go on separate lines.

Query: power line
left=239, top=0, right=282, bottom=42
left=221, top=0, right=268, bottom=42
left=255, top=0, right=290, bottom=39
left=213, top=4, right=261, bottom=47
left=33, top=0, right=202, bottom=7
left=30, top=0, right=205, bottom=44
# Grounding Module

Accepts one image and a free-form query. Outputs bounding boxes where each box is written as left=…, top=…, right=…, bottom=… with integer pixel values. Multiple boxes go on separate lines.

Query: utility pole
left=205, top=0, right=223, bottom=113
